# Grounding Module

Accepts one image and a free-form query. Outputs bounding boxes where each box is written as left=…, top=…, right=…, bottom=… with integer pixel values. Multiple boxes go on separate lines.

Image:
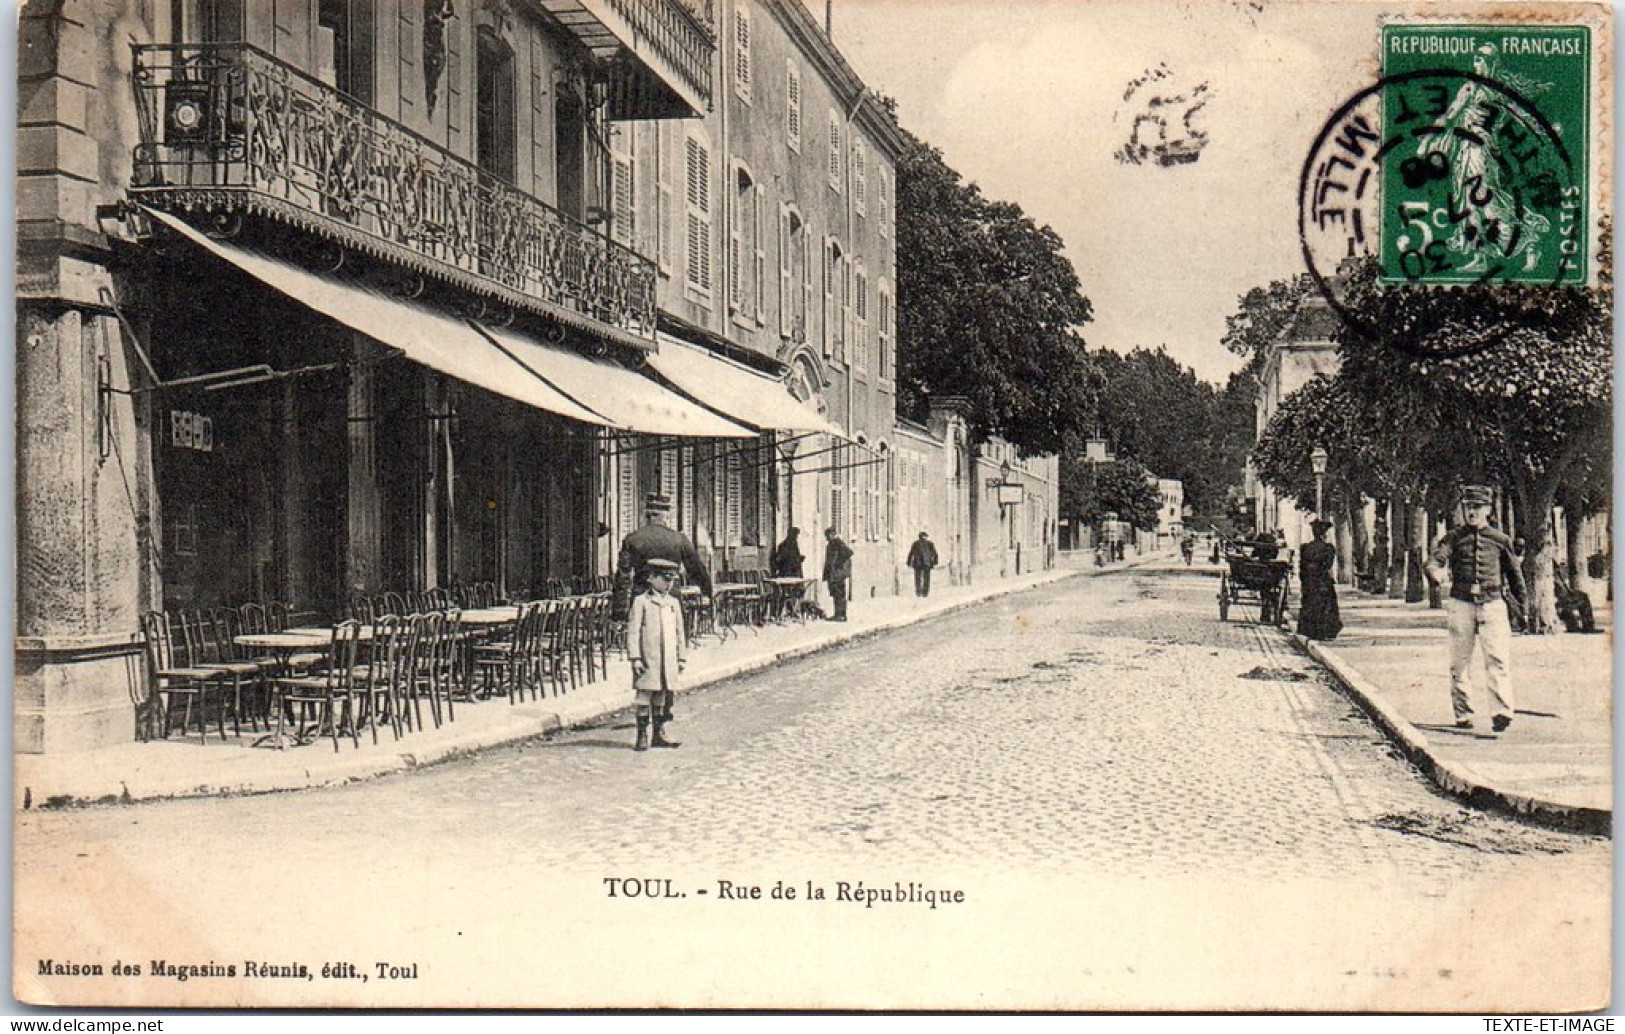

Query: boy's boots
left=634, top=712, right=650, bottom=752
left=651, top=714, right=680, bottom=749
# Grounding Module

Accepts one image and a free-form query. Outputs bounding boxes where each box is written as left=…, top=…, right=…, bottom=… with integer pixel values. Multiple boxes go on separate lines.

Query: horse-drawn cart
left=1218, top=554, right=1291, bottom=625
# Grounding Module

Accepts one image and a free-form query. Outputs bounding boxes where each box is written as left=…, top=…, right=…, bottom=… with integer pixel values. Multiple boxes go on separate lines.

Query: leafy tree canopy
left=1076, top=457, right=1163, bottom=531
left=895, top=131, right=1096, bottom=454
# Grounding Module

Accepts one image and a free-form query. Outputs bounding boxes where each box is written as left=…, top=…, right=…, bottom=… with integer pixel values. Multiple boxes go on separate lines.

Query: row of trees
left=1247, top=238, right=1612, bottom=632
left=893, top=116, right=1254, bottom=537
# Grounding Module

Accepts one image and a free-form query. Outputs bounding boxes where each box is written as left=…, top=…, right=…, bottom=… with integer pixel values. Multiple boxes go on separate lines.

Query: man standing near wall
left=823, top=527, right=854, bottom=621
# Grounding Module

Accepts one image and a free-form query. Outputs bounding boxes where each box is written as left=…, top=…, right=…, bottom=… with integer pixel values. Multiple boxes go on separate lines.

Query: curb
left=26, top=562, right=1159, bottom=808
left=1295, top=633, right=1611, bottom=836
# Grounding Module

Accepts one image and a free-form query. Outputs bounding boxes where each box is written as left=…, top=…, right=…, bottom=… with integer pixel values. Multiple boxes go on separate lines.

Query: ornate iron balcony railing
left=130, top=43, right=656, bottom=343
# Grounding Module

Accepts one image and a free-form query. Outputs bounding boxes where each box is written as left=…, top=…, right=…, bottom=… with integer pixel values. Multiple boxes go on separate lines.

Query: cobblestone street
left=15, top=564, right=1610, bottom=1010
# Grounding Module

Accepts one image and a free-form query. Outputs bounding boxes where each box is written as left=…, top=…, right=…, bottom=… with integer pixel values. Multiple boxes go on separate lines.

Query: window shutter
left=778, top=206, right=792, bottom=337
left=752, top=188, right=766, bottom=319
left=878, top=169, right=889, bottom=237
left=855, top=270, right=868, bottom=371
left=612, top=156, right=634, bottom=245
left=729, top=222, right=742, bottom=311
left=831, top=454, right=845, bottom=536
left=656, top=128, right=673, bottom=272
left=727, top=450, right=743, bottom=545
left=734, top=9, right=752, bottom=100
left=828, top=111, right=841, bottom=190
left=854, top=143, right=867, bottom=216
left=786, top=64, right=801, bottom=150
left=618, top=452, right=637, bottom=540
left=686, top=137, right=712, bottom=293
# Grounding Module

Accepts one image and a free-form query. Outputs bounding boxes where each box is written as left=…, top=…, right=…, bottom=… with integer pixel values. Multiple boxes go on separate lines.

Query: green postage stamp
left=1380, top=24, right=1590, bottom=284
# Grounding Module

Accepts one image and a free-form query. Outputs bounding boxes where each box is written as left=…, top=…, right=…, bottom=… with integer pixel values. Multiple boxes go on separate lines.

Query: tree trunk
left=1404, top=502, right=1426, bottom=603
left=1386, top=499, right=1406, bottom=599
left=1514, top=477, right=1560, bottom=635
left=1341, top=494, right=1367, bottom=586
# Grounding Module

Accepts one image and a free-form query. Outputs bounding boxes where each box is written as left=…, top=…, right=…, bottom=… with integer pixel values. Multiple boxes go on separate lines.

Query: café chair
left=273, top=620, right=364, bottom=752
left=139, top=610, right=229, bottom=743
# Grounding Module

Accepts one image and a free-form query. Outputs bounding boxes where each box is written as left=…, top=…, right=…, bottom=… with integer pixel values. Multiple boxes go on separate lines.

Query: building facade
left=1248, top=292, right=1339, bottom=551
left=606, top=0, right=907, bottom=600
left=18, top=0, right=750, bottom=751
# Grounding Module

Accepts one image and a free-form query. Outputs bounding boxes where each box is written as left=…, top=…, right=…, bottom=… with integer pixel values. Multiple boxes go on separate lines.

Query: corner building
left=18, top=0, right=761, bottom=750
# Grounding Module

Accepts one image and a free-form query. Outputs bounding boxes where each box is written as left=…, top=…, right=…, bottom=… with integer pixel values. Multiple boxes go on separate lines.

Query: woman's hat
left=1310, top=518, right=1333, bottom=534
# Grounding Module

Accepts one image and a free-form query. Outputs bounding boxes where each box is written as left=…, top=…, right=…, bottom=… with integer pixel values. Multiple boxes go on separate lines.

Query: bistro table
left=457, top=606, right=523, bottom=627
left=708, top=583, right=757, bottom=641
left=235, top=630, right=333, bottom=748
left=764, top=577, right=815, bottom=623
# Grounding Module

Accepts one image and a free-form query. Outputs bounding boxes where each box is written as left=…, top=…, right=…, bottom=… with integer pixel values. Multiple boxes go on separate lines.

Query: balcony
left=130, top=44, right=656, bottom=345
left=533, top=0, right=715, bottom=118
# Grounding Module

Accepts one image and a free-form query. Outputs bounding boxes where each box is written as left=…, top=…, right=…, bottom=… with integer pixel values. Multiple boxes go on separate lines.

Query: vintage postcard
left=12, top=0, right=1613, bottom=1013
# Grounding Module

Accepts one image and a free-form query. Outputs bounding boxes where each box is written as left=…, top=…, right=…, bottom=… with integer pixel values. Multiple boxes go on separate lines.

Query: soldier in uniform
left=1425, top=485, right=1526, bottom=735
left=823, top=527, right=854, bottom=621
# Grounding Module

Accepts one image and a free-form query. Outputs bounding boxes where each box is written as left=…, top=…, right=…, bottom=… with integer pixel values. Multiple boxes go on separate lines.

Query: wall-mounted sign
left=996, top=484, right=1025, bottom=507
left=169, top=411, right=215, bottom=453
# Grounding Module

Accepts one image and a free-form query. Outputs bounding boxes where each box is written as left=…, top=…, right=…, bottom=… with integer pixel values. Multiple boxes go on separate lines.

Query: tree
left=1334, top=241, right=1612, bottom=631
left=1072, top=458, right=1162, bottom=531
left=1221, top=274, right=1315, bottom=364
left=1086, top=347, right=1246, bottom=515
left=895, top=131, right=1097, bottom=454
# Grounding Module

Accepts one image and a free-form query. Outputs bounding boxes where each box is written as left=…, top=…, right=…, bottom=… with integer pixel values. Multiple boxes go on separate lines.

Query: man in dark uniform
left=1425, top=485, right=1526, bottom=735
left=612, top=492, right=711, bottom=724
left=611, top=492, right=713, bottom=622
left=822, top=526, right=853, bottom=621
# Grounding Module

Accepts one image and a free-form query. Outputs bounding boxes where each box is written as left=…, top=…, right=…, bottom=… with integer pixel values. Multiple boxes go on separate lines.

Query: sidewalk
left=15, top=559, right=1155, bottom=809
left=1296, top=589, right=1612, bottom=834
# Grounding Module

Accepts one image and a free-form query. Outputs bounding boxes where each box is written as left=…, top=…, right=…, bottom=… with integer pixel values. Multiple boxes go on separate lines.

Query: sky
left=820, top=0, right=1397, bottom=383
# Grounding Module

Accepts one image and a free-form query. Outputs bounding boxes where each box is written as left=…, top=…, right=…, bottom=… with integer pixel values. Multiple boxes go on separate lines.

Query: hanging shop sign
left=169, top=410, right=215, bottom=453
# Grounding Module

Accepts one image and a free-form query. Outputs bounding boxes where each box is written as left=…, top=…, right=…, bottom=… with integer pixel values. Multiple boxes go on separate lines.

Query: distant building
left=1250, top=292, right=1339, bottom=549
left=1155, top=478, right=1184, bottom=542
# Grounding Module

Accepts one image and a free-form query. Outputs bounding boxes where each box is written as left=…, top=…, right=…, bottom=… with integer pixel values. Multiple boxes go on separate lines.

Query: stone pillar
left=15, top=1, right=159, bottom=751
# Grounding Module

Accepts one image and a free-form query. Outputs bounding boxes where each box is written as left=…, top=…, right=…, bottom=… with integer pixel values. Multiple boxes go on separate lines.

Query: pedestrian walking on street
left=1296, top=518, right=1342, bottom=641
left=626, top=558, right=686, bottom=752
left=771, top=527, right=805, bottom=577
left=823, top=527, right=853, bottom=621
left=906, top=531, right=939, bottom=597
left=1425, top=485, right=1526, bottom=736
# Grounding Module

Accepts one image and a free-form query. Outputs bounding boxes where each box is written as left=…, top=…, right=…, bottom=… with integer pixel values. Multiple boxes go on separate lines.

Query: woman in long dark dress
left=1297, top=519, right=1342, bottom=640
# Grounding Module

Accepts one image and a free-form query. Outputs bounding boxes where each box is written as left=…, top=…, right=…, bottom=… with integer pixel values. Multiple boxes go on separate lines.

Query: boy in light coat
left=626, top=558, right=687, bottom=751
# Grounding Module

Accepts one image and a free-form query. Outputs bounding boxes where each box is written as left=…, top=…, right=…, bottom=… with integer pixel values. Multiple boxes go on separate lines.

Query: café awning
left=143, top=209, right=612, bottom=427
left=473, top=323, right=752, bottom=439
left=643, top=334, right=845, bottom=436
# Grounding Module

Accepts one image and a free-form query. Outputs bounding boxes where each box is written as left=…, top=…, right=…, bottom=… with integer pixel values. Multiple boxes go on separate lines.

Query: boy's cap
left=644, top=558, right=680, bottom=574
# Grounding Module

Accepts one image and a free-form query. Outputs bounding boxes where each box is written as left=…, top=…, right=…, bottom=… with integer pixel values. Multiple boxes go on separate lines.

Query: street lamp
left=1310, top=446, right=1329, bottom=518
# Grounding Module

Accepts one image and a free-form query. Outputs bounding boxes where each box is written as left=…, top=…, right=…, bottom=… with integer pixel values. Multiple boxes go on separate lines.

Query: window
left=733, top=8, right=752, bottom=102
left=786, top=63, right=801, bottom=151
left=824, top=239, right=846, bottom=360
left=730, top=165, right=766, bottom=320
left=475, top=29, right=516, bottom=184
left=685, top=135, right=713, bottom=295
left=827, top=110, right=842, bottom=191
left=780, top=207, right=810, bottom=340
left=317, top=0, right=375, bottom=103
